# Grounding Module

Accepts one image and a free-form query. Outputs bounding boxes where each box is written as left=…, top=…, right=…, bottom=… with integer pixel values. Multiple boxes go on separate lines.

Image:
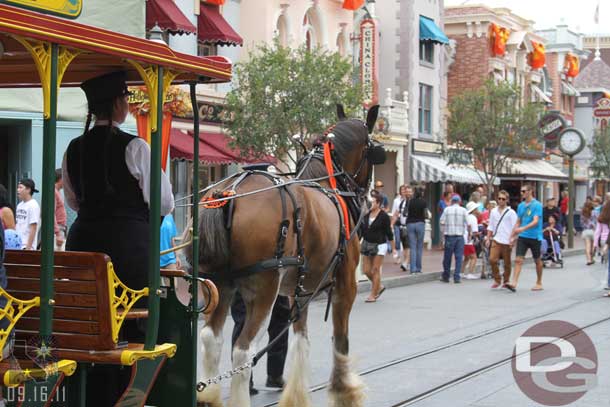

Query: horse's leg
left=197, top=283, right=235, bottom=407
left=278, top=305, right=311, bottom=407
left=328, top=249, right=366, bottom=407
left=228, top=284, right=278, bottom=407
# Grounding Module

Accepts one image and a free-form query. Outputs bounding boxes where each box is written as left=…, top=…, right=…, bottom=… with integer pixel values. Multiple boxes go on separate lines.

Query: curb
left=355, top=248, right=585, bottom=295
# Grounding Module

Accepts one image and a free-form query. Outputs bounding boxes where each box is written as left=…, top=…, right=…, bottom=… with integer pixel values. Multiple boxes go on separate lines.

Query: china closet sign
left=0, top=0, right=82, bottom=18
left=360, top=19, right=378, bottom=108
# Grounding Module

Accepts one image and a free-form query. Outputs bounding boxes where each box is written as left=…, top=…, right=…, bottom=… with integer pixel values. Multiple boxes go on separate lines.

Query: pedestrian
left=505, top=184, right=544, bottom=292
left=54, top=169, right=67, bottom=251
left=462, top=202, right=480, bottom=280
left=581, top=200, right=597, bottom=265
left=559, top=190, right=569, bottom=231
left=62, top=71, right=174, bottom=407
left=0, top=185, right=15, bottom=230
left=543, top=197, right=562, bottom=226
left=373, top=180, right=389, bottom=211
left=605, top=192, right=610, bottom=205
left=0, top=222, right=9, bottom=336
left=391, top=185, right=412, bottom=270
left=406, top=187, right=428, bottom=274
left=160, top=212, right=181, bottom=270
left=15, top=179, right=40, bottom=250
left=486, top=190, right=518, bottom=289
left=231, top=292, right=289, bottom=394
left=361, top=194, right=396, bottom=302
left=541, top=215, right=562, bottom=261
left=439, top=195, right=469, bottom=283
left=594, top=201, right=610, bottom=267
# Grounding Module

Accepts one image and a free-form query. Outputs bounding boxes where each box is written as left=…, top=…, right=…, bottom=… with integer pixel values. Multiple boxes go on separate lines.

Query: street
left=208, top=253, right=610, bottom=406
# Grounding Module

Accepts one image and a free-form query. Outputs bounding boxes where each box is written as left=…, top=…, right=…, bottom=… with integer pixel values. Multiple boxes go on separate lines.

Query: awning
left=198, top=2, right=243, bottom=46
left=170, top=129, right=234, bottom=164
left=170, top=129, right=274, bottom=164
left=531, top=84, right=553, bottom=104
left=411, top=154, right=496, bottom=184
left=561, top=81, right=580, bottom=97
left=419, top=16, right=449, bottom=44
left=499, top=159, right=568, bottom=182
left=146, top=0, right=197, bottom=35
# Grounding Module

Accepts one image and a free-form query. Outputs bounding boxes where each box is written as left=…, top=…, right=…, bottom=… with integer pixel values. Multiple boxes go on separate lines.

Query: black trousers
left=231, top=292, right=290, bottom=380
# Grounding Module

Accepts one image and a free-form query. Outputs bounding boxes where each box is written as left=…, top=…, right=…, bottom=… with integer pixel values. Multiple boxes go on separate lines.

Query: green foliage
left=224, top=40, right=362, bottom=165
left=589, top=127, right=610, bottom=180
left=447, top=80, right=544, bottom=191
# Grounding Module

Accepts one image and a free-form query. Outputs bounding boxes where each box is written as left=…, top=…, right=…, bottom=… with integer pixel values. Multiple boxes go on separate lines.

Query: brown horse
left=189, top=106, right=383, bottom=407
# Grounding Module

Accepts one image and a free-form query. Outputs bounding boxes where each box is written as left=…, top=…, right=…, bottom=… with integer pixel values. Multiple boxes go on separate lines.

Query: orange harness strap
left=323, top=142, right=351, bottom=239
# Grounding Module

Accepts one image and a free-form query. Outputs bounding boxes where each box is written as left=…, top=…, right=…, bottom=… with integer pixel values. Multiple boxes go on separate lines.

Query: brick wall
left=546, top=53, right=562, bottom=110
left=447, top=34, right=490, bottom=103
left=445, top=6, right=490, bottom=17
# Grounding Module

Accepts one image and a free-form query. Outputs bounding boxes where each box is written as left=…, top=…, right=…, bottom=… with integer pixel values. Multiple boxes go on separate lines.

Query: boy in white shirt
left=462, top=202, right=480, bottom=279
left=15, top=178, right=40, bottom=250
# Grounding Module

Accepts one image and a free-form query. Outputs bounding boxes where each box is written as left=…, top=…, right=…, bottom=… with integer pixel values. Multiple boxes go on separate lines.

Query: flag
left=594, top=2, right=600, bottom=24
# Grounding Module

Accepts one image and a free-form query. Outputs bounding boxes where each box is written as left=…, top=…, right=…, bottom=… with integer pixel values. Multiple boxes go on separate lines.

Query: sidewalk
left=356, top=238, right=587, bottom=293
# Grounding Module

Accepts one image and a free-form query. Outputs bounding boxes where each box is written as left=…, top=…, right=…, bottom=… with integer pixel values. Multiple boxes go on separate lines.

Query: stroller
left=542, top=223, right=564, bottom=268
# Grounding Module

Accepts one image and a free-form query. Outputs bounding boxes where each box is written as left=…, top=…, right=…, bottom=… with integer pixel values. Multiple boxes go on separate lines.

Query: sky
left=444, top=0, right=605, bottom=34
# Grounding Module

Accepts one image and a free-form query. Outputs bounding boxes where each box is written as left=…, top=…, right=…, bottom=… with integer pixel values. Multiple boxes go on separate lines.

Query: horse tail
left=198, top=207, right=231, bottom=272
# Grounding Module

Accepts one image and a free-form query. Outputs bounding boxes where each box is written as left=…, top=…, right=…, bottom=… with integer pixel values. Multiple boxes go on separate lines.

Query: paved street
left=206, top=252, right=610, bottom=406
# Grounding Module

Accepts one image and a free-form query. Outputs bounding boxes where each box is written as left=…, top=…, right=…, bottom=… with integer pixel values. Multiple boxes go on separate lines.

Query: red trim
left=198, top=2, right=243, bottom=46
left=146, top=0, right=197, bottom=35
left=0, top=3, right=231, bottom=82
left=323, top=142, right=351, bottom=239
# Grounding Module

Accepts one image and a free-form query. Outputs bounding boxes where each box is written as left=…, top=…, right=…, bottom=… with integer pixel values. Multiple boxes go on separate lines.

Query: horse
left=188, top=105, right=384, bottom=407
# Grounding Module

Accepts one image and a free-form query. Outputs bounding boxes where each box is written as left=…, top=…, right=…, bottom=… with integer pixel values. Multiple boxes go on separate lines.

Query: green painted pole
left=568, top=157, right=575, bottom=249
left=145, top=67, right=164, bottom=350
left=40, top=43, right=58, bottom=337
left=189, top=82, right=200, bottom=407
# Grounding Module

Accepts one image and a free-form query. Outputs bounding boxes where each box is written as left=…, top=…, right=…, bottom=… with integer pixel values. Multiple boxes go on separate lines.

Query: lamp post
left=558, top=128, right=586, bottom=249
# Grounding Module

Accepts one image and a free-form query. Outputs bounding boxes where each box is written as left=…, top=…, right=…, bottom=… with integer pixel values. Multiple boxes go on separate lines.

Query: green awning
left=419, top=16, right=449, bottom=44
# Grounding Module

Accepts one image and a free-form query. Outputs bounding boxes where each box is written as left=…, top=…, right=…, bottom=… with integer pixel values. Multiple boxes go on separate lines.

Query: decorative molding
left=466, top=21, right=473, bottom=38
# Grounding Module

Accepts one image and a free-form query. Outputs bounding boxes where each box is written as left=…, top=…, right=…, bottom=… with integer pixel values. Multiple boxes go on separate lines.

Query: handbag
left=360, top=240, right=379, bottom=256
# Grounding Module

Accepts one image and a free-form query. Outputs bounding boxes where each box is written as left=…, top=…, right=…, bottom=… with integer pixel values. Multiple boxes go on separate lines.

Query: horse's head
left=329, top=104, right=386, bottom=189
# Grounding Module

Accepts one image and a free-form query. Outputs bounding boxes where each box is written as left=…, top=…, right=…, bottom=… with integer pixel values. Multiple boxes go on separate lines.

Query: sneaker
left=400, top=263, right=408, bottom=272
left=440, top=277, right=450, bottom=283
left=266, top=376, right=285, bottom=389
left=491, top=283, right=500, bottom=289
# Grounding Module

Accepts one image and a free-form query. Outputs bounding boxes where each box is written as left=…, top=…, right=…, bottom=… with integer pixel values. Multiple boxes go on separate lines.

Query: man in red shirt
left=559, top=190, right=569, bottom=230
left=54, top=169, right=67, bottom=251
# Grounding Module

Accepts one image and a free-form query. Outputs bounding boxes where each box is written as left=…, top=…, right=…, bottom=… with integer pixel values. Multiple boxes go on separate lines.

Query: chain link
left=196, top=360, right=253, bottom=392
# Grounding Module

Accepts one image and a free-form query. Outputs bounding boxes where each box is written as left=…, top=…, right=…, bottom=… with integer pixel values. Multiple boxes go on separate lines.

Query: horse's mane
left=298, top=118, right=368, bottom=180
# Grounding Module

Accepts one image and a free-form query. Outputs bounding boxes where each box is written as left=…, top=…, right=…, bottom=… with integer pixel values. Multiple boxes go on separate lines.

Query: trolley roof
left=0, top=3, right=232, bottom=87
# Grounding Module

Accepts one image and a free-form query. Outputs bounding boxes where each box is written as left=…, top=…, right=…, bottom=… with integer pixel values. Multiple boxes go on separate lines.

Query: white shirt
left=440, top=204, right=469, bottom=236
left=62, top=132, right=174, bottom=216
left=391, top=196, right=402, bottom=216
left=16, top=199, right=40, bottom=249
left=464, top=214, right=478, bottom=245
left=488, top=206, right=518, bottom=245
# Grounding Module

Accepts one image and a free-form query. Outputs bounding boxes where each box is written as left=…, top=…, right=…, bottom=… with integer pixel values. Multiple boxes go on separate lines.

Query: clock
left=558, top=128, right=585, bottom=156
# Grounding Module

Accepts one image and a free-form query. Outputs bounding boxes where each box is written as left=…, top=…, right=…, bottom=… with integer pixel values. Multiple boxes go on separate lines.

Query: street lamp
left=558, top=127, right=586, bottom=249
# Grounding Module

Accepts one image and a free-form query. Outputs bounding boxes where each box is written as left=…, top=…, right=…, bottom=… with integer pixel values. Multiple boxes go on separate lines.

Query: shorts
left=516, top=237, right=541, bottom=259
left=582, top=229, right=595, bottom=240
left=399, top=226, right=410, bottom=249
left=464, top=244, right=476, bottom=256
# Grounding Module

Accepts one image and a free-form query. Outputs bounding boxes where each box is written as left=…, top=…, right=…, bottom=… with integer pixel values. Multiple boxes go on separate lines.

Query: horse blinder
left=366, top=141, right=386, bottom=165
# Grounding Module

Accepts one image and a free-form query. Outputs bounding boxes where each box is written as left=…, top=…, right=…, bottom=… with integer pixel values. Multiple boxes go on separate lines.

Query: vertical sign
left=360, top=19, right=378, bottom=108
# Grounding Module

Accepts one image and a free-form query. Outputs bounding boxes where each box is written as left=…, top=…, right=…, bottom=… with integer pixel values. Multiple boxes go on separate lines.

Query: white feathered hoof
left=278, top=334, right=312, bottom=407
left=196, top=384, right=223, bottom=407
left=328, top=351, right=366, bottom=407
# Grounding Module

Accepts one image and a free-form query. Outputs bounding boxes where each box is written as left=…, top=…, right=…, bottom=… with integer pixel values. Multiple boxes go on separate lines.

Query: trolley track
left=261, top=295, right=606, bottom=407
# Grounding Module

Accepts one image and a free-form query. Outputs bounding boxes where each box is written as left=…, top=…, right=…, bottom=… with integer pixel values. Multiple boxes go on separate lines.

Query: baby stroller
left=542, top=223, right=563, bottom=268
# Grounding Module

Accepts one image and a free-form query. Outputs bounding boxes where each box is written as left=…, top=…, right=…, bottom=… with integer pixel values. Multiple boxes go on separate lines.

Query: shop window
left=197, top=43, right=217, bottom=57
left=419, top=83, right=433, bottom=135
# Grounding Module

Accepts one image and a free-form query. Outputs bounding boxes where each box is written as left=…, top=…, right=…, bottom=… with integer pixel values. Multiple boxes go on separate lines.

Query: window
left=419, top=84, right=433, bottom=135
left=419, top=41, right=434, bottom=64
left=197, top=43, right=217, bottom=57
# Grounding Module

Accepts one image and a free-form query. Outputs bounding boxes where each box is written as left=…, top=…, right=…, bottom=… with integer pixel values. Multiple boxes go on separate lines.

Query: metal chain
left=196, top=360, right=253, bottom=392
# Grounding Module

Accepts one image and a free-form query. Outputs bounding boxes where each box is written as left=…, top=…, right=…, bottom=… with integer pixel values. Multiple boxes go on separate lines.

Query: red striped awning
left=198, top=2, right=243, bottom=46
left=170, top=129, right=274, bottom=164
left=146, top=0, right=197, bottom=35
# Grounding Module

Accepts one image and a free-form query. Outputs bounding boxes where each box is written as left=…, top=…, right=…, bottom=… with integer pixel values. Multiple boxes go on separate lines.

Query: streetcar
left=0, top=3, right=225, bottom=406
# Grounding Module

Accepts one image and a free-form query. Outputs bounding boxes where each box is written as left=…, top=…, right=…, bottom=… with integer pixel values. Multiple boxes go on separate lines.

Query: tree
left=589, top=126, right=610, bottom=180
left=224, top=40, right=362, bottom=166
left=447, top=80, right=544, bottom=197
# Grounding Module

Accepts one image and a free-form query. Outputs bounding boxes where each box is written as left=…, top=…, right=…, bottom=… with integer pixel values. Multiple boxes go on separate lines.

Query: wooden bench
left=3, top=250, right=176, bottom=366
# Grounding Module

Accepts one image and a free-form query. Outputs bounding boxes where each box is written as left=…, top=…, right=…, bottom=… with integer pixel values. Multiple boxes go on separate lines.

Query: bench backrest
left=4, top=250, right=116, bottom=351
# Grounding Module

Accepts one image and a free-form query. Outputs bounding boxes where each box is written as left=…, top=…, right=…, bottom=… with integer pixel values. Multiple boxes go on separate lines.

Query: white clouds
left=443, top=0, right=604, bottom=34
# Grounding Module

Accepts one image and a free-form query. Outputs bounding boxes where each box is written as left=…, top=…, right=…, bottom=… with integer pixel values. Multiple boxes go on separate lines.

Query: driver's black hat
left=80, top=71, right=132, bottom=106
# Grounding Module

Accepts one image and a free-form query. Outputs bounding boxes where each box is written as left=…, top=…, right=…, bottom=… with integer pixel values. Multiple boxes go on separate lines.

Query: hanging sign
left=594, top=98, right=610, bottom=118
left=538, top=112, right=566, bottom=144
left=0, top=0, right=82, bottom=18
left=360, top=19, right=378, bottom=109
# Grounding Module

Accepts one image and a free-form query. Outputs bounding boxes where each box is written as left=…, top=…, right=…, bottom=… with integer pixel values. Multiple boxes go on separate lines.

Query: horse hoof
left=197, top=384, right=223, bottom=407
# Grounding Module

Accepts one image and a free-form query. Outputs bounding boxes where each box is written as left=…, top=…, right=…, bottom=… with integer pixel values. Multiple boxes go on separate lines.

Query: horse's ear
left=366, top=105, right=380, bottom=134
left=336, top=104, right=347, bottom=121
